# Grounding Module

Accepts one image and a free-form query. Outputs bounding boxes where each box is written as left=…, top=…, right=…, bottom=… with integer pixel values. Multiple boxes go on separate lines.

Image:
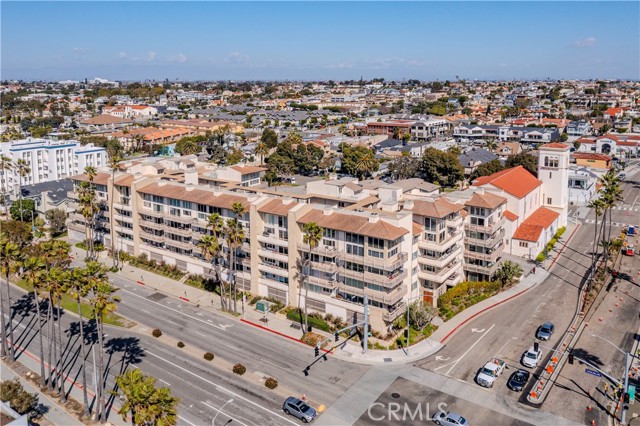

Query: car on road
left=475, top=358, right=506, bottom=388
left=432, top=410, right=469, bottom=426
left=283, top=397, right=317, bottom=423
left=536, top=323, right=554, bottom=340
left=522, top=346, right=542, bottom=368
left=507, top=369, right=530, bottom=391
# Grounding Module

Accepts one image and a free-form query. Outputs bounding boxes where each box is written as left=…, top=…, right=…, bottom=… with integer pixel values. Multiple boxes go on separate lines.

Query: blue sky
left=2, top=1, right=639, bottom=81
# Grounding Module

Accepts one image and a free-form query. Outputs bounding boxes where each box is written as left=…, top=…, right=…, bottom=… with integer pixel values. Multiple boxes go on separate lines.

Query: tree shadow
left=103, top=337, right=145, bottom=420
left=572, top=347, right=605, bottom=367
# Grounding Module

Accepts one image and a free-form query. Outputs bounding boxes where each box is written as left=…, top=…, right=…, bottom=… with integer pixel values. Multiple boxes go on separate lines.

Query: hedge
left=286, top=309, right=332, bottom=332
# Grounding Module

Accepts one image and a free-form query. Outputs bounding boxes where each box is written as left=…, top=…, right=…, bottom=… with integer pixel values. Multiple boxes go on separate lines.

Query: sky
left=1, top=1, right=639, bottom=82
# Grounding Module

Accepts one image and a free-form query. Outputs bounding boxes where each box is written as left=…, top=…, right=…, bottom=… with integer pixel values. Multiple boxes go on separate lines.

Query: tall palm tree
left=114, top=369, right=179, bottom=426
left=48, top=267, right=71, bottom=402
left=0, top=237, right=21, bottom=361
left=90, top=276, right=120, bottom=422
left=224, top=218, right=244, bottom=314
left=0, top=155, right=13, bottom=217
left=21, top=257, right=47, bottom=387
left=108, top=154, right=123, bottom=269
left=301, top=222, right=323, bottom=333
left=16, top=159, right=30, bottom=222
left=206, top=213, right=226, bottom=309
left=255, top=142, right=269, bottom=166
left=586, top=197, right=605, bottom=291
left=355, top=150, right=377, bottom=179
left=85, top=166, right=98, bottom=259
left=230, top=202, right=247, bottom=313
left=601, top=172, right=623, bottom=265
left=197, top=235, right=224, bottom=309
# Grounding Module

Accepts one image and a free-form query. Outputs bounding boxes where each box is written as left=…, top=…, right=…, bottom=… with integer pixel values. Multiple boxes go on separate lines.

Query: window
left=346, top=233, right=364, bottom=244
left=519, top=241, right=528, bottom=248
left=368, top=249, right=383, bottom=258
left=368, top=237, right=384, bottom=249
left=544, top=156, right=558, bottom=168
left=346, top=244, right=364, bottom=256
left=547, top=197, right=552, bottom=204
left=323, top=229, right=336, bottom=239
left=470, top=216, right=485, bottom=226
left=389, top=247, right=398, bottom=257
left=344, top=277, right=364, bottom=289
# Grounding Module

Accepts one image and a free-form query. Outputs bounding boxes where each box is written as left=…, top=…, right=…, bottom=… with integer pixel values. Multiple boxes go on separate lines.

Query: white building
left=0, top=138, right=107, bottom=193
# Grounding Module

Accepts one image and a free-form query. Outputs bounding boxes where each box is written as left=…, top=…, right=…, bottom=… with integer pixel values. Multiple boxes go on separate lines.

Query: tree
left=586, top=198, right=605, bottom=292
left=301, top=222, right=323, bottom=333
left=267, top=153, right=295, bottom=181
left=0, top=238, right=21, bottom=361
left=225, top=147, right=244, bottom=165
left=420, top=147, right=464, bottom=188
left=114, top=369, right=179, bottom=426
left=0, top=155, right=13, bottom=217
left=0, top=220, right=33, bottom=247
left=108, top=154, right=124, bottom=268
left=16, top=158, right=30, bottom=222
left=21, top=257, right=47, bottom=388
left=229, top=202, right=246, bottom=314
left=78, top=167, right=99, bottom=260
left=505, top=152, right=538, bottom=175
left=470, top=159, right=505, bottom=180
left=255, top=142, right=269, bottom=166
left=339, top=143, right=379, bottom=178
left=9, top=198, right=35, bottom=222
left=0, top=379, right=38, bottom=415
left=407, top=301, right=436, bottom=330
left=46, top=266, right=71, bottom=401
left=261, top=128, right=278, bottom=149
left=573, top=140, right=581, bottom=151
left=45, top=208, right=67, bottom=236
left=494, top=260, right=522, bottom=288
left=387, top=156, right=420, bottom=180
left=174, top=138, right=201, bottom=156
left=560, top=133, right=569, bottom=142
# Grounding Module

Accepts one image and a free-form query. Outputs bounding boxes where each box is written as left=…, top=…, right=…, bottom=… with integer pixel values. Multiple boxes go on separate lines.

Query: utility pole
left=363, top=295, right=368, bottom=354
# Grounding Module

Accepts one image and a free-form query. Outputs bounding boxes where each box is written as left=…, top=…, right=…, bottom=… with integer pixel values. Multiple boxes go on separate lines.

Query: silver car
left=432, top=411, right=469, bottom=426
left=283, top=397, right=317, bottom=423
left=536, top=323, right=554, bottom=341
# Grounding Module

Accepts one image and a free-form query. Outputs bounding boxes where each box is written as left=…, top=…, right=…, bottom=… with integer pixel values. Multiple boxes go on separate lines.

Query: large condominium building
left=66, top=145, right=567, bottom=330
left=0, top=137, right=106, bottom=194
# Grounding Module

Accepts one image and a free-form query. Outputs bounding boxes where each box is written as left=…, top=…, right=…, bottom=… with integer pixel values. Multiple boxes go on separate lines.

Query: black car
left=507, top=369, right=530, bottom=391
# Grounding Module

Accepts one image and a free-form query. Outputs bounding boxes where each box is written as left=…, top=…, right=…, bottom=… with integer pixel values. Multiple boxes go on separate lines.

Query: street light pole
left=212, top=398, right=234, bottom=426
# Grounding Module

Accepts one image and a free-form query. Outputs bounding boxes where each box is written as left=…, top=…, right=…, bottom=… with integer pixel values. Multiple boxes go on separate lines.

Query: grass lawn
left=14, top=279, right=127, bottom=327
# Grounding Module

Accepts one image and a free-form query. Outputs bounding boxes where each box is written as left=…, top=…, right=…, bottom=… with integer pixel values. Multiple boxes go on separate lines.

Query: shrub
left=204, top=352, right=214, bottom=361
left=300, top=331, right=325, bottom=347
left=555, top=226, right=566, bottom=237
left=177, top=341, right=185, bottom=348
left=535, top=253, right=546, bottom=262
left=232, top=364, right=246, bottom=375
left=152, top=329, right=162, bottom=338
left=286, top=309, right=332, bottom=332
left=265, top=377, right=278, bottom=389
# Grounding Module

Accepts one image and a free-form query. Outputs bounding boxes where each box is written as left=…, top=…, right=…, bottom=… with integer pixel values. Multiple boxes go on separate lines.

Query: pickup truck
left=476, top=358, right=506, bottom=388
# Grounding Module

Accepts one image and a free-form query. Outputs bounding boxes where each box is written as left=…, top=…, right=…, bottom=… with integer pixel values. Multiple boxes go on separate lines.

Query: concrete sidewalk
left=65, top=219, right=575, bottom=366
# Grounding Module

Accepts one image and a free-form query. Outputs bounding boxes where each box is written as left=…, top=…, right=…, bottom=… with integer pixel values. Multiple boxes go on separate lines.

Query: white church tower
left=538, top=143, right=570, bottom=227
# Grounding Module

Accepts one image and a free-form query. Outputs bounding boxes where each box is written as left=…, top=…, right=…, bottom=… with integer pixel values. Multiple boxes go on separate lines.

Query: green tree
left=174, top=138, right=201, bottom=156
left=229, top=202, right=247, bottom=313
left=388, top=156, right=420, bottom=180
left=0, top=155, right=13, bottom=217
left=0, top=238, right=21, bottom=361
left=0, top=379, right=38, bottom=415
left=21, top=257, right=47, bottom=388
left=114, top=369, right=179, bottom=426
left=470, top=159, right=505, bottom=180
left=78, top=166, right=99, bottom=260
left=108, top=153, right=124, bottom=268
left=573, top=140, right=581, bottom=151
left=199, top=212, right=226, bottom=309
left=420, top=147, right=464, bottom=187
left=9, top=198, right=35, bottom=222
left=225, top=147, right=244, bottom=165
left=560, top=133, right=569, bottom=142
left=586, top=197, right=605, bottom=292
left=505, top=152, right=538, bottom=175
left=0, top=219, right=33, bottom=247
left=408, top=301, right=436, bottom=330
left=45, top=208, right=67, bottom=236
left=261, top=128, right=278, bottom=149
left=16, top=158, right=30, bottom=221
left=301, top=222, right=323, bottom=333
left=494, top=260, right=522, bottom=288
left=255, top=142, right=269, bottom=166
left=339, top=143, right=379, bottom=178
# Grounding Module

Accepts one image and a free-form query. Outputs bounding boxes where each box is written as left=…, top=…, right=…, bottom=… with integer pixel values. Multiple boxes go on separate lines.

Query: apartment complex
left=0, top=137, right=106, bottom=193
left=66, top=146, right=566, bottom=329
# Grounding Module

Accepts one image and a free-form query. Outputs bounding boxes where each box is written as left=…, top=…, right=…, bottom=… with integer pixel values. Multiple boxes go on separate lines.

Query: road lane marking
left=177, top=415, right=199, bottom=426
left=145, top=350, right=297, bottom=425
left=202, top=401, right=250, bottom=426
left=493, top=338, right=515, bottom=359
left=119, top=288, right=225, bottom=331
left=444, top=324, right=496, bottom=376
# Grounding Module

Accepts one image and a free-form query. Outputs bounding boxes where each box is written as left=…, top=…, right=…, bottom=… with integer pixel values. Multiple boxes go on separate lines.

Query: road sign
left=630, top=385, right=636, bottom=404
left=585, top=368, right=602, bottom=377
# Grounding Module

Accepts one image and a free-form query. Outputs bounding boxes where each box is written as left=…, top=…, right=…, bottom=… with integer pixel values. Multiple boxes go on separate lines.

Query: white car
left=522, top=346, right=542, bottom=368
left=432, top=411, right=468, bottom=426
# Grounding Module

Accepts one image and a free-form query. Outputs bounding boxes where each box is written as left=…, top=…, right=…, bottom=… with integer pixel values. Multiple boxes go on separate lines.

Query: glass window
left=347, top=244, right=364, bottom=256
left=368, top=249, right=383, bottom=258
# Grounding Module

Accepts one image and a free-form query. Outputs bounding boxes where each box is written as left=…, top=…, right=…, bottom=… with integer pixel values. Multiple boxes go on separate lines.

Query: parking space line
left=444, top=324, right=495, bottom=376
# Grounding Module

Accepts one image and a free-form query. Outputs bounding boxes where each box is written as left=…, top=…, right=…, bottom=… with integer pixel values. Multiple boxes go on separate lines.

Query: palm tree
left=355, top=150, right=377, bottom=179
left=114, top=369, right=179, bottom=426
left=600, top=171, right=623, bottom=265
left=16, top=159, right=30, bottom=222
left=90, top=276, right=120, bottom=422
left=85, top=166, right=98, bottom=259
left=494, top=260, right=522, bottom=288
left=230, top=202, right=247, bottom=313
left=0, top=155, right=13, bottom=217
left=206, top=213, right=226, bottom=309
left=0, top=237, right=21, bottom=361
left=21, top=257, right=47, bottom=387
left=255, top=142, right=269, bottom=166
left=197, top=235, right=224, bottom=309
left=586, top=197, right=605, bottom=291
left=108, top=154, right=123, bottom=269
left=301, top=222, right=323, bottom=333
left=68, top=265, right=92, bottom=417
left=48, top=267, right=71, bottom=401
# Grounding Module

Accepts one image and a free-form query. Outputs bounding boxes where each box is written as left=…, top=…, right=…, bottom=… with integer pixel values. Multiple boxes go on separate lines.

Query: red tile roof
left=504, top=210, right=519, bottom=221
left=512, top=207, right=560, bottom=242
left=464, top=191, right=507, bottom=209
left=473, top=166, right=542, bottom=199
left=542, top=143, right=570, bottom=150
left=572, top=153, right=612, bottom=161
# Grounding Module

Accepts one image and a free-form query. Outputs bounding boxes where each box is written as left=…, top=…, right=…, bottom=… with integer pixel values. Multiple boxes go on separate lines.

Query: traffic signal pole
left=363, top=295, right=368, bottom=354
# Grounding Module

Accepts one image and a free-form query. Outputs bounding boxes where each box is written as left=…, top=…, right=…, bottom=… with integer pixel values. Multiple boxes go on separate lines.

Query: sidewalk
left=65, top=220, right=575, bottom=366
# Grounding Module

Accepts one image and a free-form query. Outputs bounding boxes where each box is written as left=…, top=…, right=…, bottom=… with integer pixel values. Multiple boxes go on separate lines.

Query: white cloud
left=117, top=51, right=128, bottom=60
left=575, top=37, right=596, bottom=47
left=227, top=51, right=250, bottom=64
left=73, top=47, right=89, bottom=53
left=146, top=51, right=157, bottom=62
left=167, top=53, right=188, bottom=63
left=324, top=63, right=353, bottom=69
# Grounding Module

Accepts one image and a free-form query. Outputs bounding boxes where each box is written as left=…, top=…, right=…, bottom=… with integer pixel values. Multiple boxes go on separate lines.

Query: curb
left=240, top=319, right=332, bottom=354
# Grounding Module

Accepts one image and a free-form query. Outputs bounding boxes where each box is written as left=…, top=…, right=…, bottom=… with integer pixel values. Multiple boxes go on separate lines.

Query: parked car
left=536, top=323, right=554, bottom=341
left=432, top=410, right=469, bottom=426
left=522, top=346, right=542, bottom=368
left=507, top=369, right=530, bottom=391
left=283, top=397, right=317, bottom=423
left=475, top=358, right=506, bottom=388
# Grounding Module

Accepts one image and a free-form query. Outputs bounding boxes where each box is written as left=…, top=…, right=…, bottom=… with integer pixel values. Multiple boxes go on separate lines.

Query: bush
left=286, top=309, right=332, bottom=332
left=232, top=364, right=246, bottom=375
left=300, top=331, right=325, bottom=348
left=177, top=341, right=185, bottom=348
left=555, top=226, right=566, bottom=238
left=265, top=377, right=278, bottom=389
left=204, top=352, right=214, bottom=361
left=0, top=379, right=37, bottom=415
left=152, top=329, right=162, bottom=338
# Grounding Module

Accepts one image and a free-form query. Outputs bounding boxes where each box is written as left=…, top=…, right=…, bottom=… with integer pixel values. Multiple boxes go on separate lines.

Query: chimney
left=323, top=206, right=333, bottom=215
left=404, top=200, right=414, bottom=210
left=185, top=184, right=194, bottom=192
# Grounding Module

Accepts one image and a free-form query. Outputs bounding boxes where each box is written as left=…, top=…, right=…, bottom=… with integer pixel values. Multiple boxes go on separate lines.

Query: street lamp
left=212, top=398, right=234, bottom=426
left=590, top=333, right=636, bottom=425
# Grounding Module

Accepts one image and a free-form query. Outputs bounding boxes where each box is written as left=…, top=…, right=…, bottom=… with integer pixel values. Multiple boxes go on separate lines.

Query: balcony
left=112, top=212, right=133, bottom=223
left=297, top=242, right=339, bottom=258
left=166, top=214, right=194, bottom=226
left=165, top=239, right=193, bottom=250
left=258, top=248, right=288, bottom=263
left=140, top=230, right=165, bottom=244
left=258, top=262, right=289, bottom=277
left=259, top=277, right=290, bottom=292
left=418, top=245, right=462, bottom=269
left=341, top=251, right=408, bottom=271
left=165, top=226, right=192, bottom=238
left=68, top=212, right=85, bottom=223
left=310, top=260, right=338, bottom=274
left=113, top=199, right=132, bottom=212
left=304, top=275, right=339, bottom=290
left=466, top=228, right=505, bottom=248
left=67, top=221, right=85, bottom=232
left=140, top=217, right=163, bottom=228
left=140, top=208, right=164, bottom=219
left=418, top=260, right=462, bottom=284
left=446, top=215, right=463, bottom=228
left=337, top=282, right=405, bottom=306
left=383, top=301, right=407, bottom=322
left=464, top=217, right=505, bottom=234
left=419, top=230, right=463, bottom=252
left=257, top=231, right=287, bottom=245
left=464, top=262, right=500, bottom=276
left=339, top=267, right=407, bottom=289
left=67, top=191, right=79, bottom=200
left=465, top=243, right=503, bottom=262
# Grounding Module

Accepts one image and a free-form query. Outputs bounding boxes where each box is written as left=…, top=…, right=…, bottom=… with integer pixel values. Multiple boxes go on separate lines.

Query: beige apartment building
left=67, top=158, right=509, bottom=330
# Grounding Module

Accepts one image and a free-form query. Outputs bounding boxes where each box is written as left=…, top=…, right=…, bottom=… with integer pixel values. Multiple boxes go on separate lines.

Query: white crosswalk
left=583, top=219, right=628, bottom=227
left=611, top=206, right=640, bottom=212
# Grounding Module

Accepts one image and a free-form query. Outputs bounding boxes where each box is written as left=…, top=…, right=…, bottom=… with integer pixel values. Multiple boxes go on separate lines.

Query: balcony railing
left=418, top=260, right=462, bottom=284
left=304, top=275, right=339, bottom=290
left=418, top=246, right=462, bottom=269
left=166, top=214, right=194, bottom=225
left=466, top=228, right=505, bottom=248
left=336, top=283, right=405, bottom=306
left=341, top=251, right=408, bottom=271
left=464, top=262, right=500, bottom=276
left=383, top=301, right=407, bottom=322
left=297, top=242, right=339, bottom=258
left=464, top=217, right=505, bottom=234
left=310, top=260, right=339, bottom=274
left=165, top=227, right=192, bottom=238
left=165, top=239, right=193, bottom=250
left=140, top=209, right=164, bottom=219
left=339, top=267, right=407, bottom=289
left=464, top=243, right=503, bottom=262
left=140, top=230, right=165, bottom=243
left=419, top=230, right=462, bottom=251
left=67, top=221, right=85, bottom=232
left=258, top=248, right=289, bottom=262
